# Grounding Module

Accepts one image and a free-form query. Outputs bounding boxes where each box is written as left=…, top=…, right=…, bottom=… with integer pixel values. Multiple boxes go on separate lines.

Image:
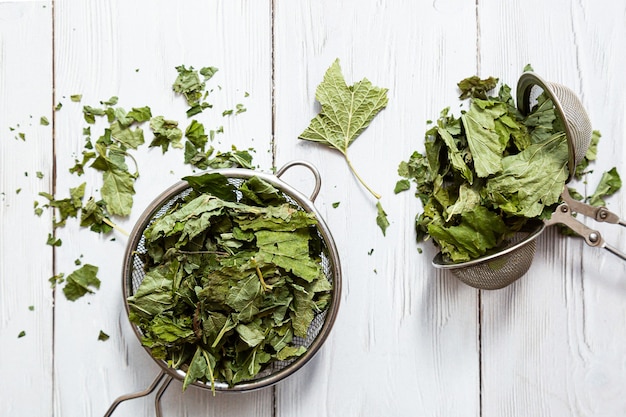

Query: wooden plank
left=52, top=1, right=274, bottom=415
left=0, top=2, right=54, bottom=416
left=272, top=1, right=481, bottom=415
left=479, top=0, right=626, bottom=415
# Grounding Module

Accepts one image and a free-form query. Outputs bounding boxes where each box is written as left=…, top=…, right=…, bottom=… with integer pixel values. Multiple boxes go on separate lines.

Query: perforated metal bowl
left=105, top=161, right=341, bottom=416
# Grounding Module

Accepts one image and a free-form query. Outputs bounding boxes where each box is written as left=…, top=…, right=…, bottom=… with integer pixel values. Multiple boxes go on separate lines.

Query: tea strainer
left=433, top=72, right=626, bottom=290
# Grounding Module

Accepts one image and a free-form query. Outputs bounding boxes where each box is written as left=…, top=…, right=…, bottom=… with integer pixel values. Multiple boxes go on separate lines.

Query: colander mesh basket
left=106, top=161, right=341, bottom=416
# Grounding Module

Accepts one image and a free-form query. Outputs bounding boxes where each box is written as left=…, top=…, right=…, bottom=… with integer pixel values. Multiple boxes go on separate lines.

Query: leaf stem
left=251, top=257, right=272, bottom=291
left=102, top=217, right=130, bottom=237
left=344, top=155, right=381, bottom=200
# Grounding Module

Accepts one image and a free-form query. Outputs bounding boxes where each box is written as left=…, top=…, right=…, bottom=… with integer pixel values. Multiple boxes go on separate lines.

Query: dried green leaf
left=110, top=121, right=144, bottom=149
left=173, top=65, right=205, bottom=106
left=457, top=75, right=498, bottom=100
left=127, top=106, right=152, bottom=123
left=588, top=167, right=622, bottom=207
left=149, top=116, right=183, bottom=153
left=80, top=197, right=113, bottom=233
left=101, top=168, right=135, bottom=216
left=62, top=264, right=100, bottom=301
left=376, top=201, right=389, bottom=236
left=394, top=179, right=410, bottom=194
left=461, top=101, right=507, bottom=178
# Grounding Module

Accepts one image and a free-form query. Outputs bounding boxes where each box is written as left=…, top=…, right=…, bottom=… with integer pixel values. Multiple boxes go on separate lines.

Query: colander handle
left=275, top=160, right=322, bottom=201
left=103, top=371, right=173, bottom=417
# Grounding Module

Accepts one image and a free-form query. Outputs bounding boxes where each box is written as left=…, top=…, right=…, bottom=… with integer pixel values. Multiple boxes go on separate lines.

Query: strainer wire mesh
left=432, top=221, right=545, bottom=290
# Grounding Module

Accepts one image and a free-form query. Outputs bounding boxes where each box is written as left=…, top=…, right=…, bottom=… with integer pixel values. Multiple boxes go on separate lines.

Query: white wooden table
left=2, top=1, right=626, bottom=416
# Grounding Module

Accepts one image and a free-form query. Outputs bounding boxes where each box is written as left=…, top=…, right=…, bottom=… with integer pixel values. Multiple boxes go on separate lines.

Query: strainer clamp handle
left=103, top=371, right=173, bottom=417
left=544, top=188, right=626, bottom=261
left=275, top=160, right=322, bottom=202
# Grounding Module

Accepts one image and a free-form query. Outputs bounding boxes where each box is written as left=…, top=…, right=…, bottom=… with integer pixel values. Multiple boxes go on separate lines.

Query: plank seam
left=51, top=1, right=58, bottom=415
left=270, top=0, right=277, bottom=171
left=478, top=290, right=483, bottom=417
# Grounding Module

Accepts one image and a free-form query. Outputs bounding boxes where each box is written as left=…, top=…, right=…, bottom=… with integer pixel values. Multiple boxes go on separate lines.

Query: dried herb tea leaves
left=62, top=264, right=101, bottom=301
left=128, top=174, right=331, bottom=390
left=588, top=167, right=622, bottom=207
left=173, top=65, right=219, bottom=117
left=399, top=73, right=621, bottom=263
left=149, top=116, right=183, bottom=153
left=398, top=75, right=567, bottom=262
left=38, top=182, right=85, bottom=228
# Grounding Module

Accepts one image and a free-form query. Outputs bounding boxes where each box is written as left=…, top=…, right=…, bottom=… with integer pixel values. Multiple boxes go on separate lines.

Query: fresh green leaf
left=299, top=58, right=388, bottom=200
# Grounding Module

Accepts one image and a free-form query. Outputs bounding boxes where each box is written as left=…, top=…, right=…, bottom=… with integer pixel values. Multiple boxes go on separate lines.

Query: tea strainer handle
left=545, top=202, right=626, bottom=261
left=103, top=371, right=173, bottom=417
left=275, top=160, right=322, bottom=201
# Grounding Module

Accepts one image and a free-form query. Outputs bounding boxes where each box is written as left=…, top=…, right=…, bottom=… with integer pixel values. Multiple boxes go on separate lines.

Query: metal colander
left=432, top=72, right=626, bottom=290
left=105, top=161, right=342, bottom=416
